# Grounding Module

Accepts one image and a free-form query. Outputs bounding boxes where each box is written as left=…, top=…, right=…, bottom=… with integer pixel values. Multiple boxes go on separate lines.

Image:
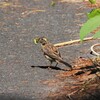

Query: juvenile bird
left=34, top=37, right=72, bottom=70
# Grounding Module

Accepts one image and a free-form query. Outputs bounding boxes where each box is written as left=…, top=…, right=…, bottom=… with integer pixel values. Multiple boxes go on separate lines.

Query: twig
left=54, top=37, right=99, bottom=47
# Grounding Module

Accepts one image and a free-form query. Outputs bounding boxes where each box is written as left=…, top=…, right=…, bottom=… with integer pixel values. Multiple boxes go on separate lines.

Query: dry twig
left=54, top=37, right=99, bottom=47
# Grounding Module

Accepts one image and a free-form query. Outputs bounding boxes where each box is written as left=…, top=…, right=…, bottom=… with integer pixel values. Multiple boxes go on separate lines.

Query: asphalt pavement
left=0, top=0, right=99, bottom=100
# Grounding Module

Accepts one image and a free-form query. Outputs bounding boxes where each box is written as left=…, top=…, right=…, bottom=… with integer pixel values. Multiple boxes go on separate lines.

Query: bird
left=34, top=37, right=72, bottom=70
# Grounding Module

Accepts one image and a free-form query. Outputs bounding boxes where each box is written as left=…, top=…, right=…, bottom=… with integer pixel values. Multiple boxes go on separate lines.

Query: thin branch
left=54, top=37, right=99, bottom=47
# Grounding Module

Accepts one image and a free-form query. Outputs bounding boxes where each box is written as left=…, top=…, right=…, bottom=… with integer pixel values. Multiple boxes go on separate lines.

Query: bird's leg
left=55, top=62, right=58, bottom=67
left=48, top=60, right=53, bottom=70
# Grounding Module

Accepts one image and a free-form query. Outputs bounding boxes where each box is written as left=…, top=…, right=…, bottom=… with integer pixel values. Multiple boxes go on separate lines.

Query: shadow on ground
left=31, top=65, right=68, bottom=71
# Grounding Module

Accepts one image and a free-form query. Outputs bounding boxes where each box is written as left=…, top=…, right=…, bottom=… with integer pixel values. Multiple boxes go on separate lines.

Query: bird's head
left=34, top=37, right=48, bottom=45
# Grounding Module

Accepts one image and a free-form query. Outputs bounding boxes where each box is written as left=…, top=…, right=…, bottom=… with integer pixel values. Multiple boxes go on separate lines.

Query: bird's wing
left=51, top=45, right=62, bottom=58
left=42, top=43, right=62, bottom=61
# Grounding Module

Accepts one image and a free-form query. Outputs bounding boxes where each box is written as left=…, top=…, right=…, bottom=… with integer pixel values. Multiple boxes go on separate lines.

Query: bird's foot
left=48, top=66, right=52, bottom=70
left=64, top=67, right=73, bottom=71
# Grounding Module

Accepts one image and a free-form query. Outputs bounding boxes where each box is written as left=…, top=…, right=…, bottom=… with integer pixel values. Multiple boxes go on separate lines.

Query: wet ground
left=0, top=0, right=99, bottom=100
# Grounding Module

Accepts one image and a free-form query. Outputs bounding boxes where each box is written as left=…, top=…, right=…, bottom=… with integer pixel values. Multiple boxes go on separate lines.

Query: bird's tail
left=59, top=59, right=72, bottom=70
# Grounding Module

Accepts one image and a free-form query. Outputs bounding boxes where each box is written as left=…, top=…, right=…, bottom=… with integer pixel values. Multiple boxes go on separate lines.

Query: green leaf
left=89, top=0, right=96, bottom=4
left=80, top=15, right=100, bottom=41
left=51, top=1, right=56, bottom=7
left=93, top=31, right=100, bottom=38
left=87, top=8, right=100, bottom=19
